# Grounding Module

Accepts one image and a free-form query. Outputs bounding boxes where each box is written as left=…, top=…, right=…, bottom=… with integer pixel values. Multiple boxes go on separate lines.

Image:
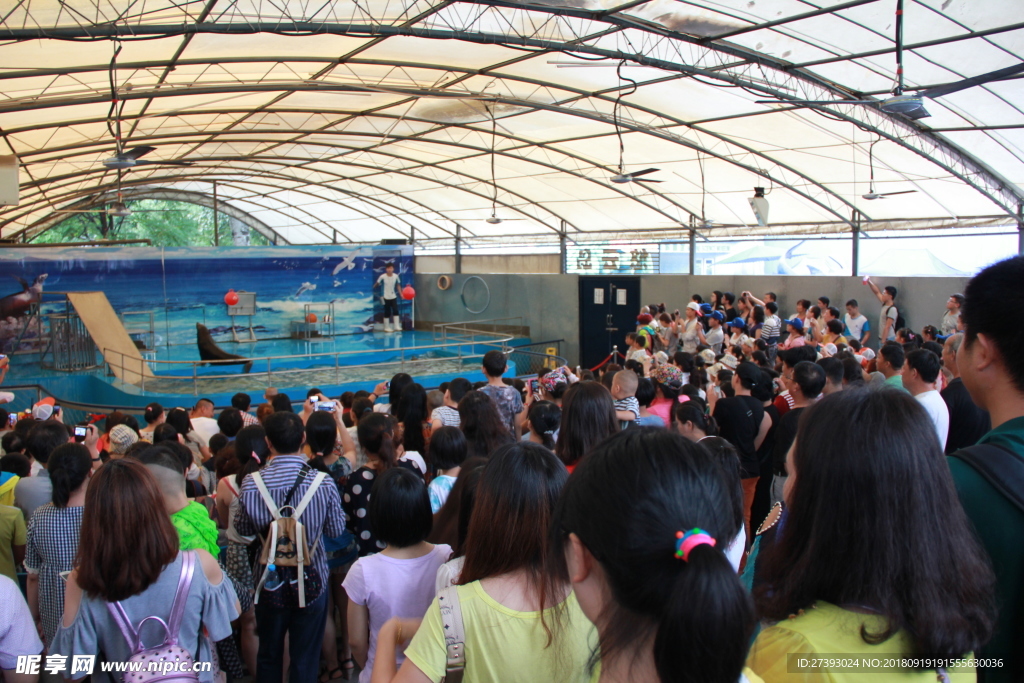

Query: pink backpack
left=106, top=551, right=201, bottom=683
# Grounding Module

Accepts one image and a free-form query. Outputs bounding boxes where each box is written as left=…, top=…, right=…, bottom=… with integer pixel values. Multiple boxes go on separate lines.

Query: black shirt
left=725, top=307, right=740, bottom=323
left=714, top=395, right=764, bottom=478
left=757, top=404, right=780, bottom=469
left=941, top=377, right=991, bottom=454
left=773, top=406, right=805, bottom=476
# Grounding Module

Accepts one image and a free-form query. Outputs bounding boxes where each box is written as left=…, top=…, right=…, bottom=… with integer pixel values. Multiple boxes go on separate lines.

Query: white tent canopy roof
left=0, top=0, right=1022, bottom=244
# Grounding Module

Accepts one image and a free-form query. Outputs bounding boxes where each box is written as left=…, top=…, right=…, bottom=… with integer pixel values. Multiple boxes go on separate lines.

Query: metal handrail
left=433, top=317, right=525, bottom=342
left=101, top=326, right=518, bottom=394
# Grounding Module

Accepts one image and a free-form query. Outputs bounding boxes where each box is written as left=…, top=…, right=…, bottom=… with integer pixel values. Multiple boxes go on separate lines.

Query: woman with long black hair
left=370, top=442, right=594, bottom=683
left=458, top=391, right=513, bottom=460
left=550, top=428, right=754, bottom=683
left=555, top=381, right=617, bottom=473
left=748, top=388, right=996, bottom=682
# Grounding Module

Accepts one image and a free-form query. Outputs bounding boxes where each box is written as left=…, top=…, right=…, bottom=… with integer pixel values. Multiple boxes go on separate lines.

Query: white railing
left=103, top=323, right=518, bottom=395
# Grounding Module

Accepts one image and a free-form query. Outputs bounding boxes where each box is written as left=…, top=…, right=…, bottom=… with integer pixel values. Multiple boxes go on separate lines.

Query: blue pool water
left=3, top=330, right=528, bottom=425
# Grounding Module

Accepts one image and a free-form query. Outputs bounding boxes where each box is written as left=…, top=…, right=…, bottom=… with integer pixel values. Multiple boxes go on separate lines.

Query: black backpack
left=949, top=443, right=1024, bottom=515
left=884, top=304, right=906, bottom=335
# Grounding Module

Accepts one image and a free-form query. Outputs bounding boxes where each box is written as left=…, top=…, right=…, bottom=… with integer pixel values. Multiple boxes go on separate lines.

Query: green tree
left=35, top=199, right=270, bottom=247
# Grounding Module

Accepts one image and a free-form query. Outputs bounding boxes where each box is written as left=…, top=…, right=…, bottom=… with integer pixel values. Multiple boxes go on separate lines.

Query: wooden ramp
left=66, top=292, right=153, bottom=385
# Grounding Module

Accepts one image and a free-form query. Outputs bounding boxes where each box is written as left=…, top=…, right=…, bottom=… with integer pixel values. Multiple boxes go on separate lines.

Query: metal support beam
left=1018, top=203, right=1023, bottom=256
left=559, top=224, right=567, bottom=275
left=852, top=211, right=861, bottom=277
left=689, top=229, right=696, bottom=275
left=212, top=181, right=218, bottom=247
left=455, top=224, right=462, bottom=274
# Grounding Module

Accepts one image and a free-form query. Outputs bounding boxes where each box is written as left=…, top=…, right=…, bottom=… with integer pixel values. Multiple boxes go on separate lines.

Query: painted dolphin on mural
left=196, top=323, right=253, bottom=373
left=0, top=274, right=48, bottom=320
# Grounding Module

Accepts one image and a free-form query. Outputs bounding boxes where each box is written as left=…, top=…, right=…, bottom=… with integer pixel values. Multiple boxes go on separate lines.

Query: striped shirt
left=761, top=314, right=782, bottom=342
left=240, top=411, right=260, bottom=427
left=234, top=454, right=346, bottom=600
left=430, top=406, right=461, bottom=428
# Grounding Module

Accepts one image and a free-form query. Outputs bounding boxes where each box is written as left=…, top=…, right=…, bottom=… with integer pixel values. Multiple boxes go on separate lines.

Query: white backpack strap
left=438, top=586, right=465, bottom=682
left=253, top=517, right=279, bottom=605
left=293, top=471, right=327, bottom=520
left=291, top=471, right=324, bottom=609
left=296, top=519, right=306, bottom=608
left=252, top=472, right=281, bottom=520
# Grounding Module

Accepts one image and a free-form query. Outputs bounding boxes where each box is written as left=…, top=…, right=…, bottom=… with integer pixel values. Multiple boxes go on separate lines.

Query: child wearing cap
left=107, top=424, right=139, bottom=459
left=705, top=311, right=726, bottom=355
left=679, top=302, right=706, bottom=354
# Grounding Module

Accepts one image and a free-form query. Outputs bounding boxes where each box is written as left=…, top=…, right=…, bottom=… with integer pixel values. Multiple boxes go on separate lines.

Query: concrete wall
left=641, top=275, right=969, bottom=346
left=413, top=273, right=580, bottom=362
left=417, top=254, right=561, bottom=274
left=413, top=272, right=971, bottom=366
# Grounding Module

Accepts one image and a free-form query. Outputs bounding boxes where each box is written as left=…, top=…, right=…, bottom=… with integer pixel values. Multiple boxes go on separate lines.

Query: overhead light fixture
left=748, top=187, right=769, bottom=226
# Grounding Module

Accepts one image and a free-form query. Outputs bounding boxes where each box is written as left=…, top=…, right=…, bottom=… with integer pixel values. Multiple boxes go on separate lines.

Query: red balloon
left=224, top=290, right=239, bottom=306
left=401, top=285, right=416, bottom=300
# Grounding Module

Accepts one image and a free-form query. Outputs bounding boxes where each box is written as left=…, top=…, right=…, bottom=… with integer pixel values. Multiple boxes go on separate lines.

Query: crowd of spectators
left=0, top=257, right=1021, bottom=683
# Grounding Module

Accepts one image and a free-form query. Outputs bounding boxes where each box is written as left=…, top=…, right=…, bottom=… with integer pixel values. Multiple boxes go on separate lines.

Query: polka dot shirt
left=343, top=462, right=421, bottom=556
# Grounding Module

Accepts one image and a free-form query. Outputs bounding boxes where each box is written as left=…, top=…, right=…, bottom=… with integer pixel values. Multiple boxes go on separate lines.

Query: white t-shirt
left=915, top=389, right=949, bottom=451
left=844, top=313, right=870, bottom=342
left=377, top=273, right=400, bottom=300
left=705, top=326, right=724, bottom=354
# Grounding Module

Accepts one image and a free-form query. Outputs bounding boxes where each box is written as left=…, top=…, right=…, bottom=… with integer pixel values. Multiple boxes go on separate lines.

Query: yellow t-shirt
left=589, top=662, right=765, bottom=683
left=747, top=601, right=975, bottom=683
left=0, top=504, right=27, bottom=581
left=404, top=581, right=596, bottom=683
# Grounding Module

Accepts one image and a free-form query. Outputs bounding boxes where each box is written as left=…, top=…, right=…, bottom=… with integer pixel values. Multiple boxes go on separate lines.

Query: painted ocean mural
left=0, top=245, right=415, bottom=352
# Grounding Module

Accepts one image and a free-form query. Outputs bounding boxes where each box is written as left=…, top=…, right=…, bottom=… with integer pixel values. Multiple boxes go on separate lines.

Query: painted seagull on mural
left=332, top=250, right=360, bottom=275
left=0, top=274, right=48, bottom=320
left=294, top=282, right=317, bottom=298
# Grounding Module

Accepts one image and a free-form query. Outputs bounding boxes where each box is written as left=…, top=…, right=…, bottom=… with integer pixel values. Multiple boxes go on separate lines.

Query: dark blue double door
left=578, top=277, right=641, bottom=370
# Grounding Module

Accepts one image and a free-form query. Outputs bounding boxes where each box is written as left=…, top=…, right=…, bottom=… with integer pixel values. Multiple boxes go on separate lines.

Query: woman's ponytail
left=654, top=543, right=754, bottom=683
left=357, top=413, right=397, bottom=470
left=48, top=443, right=93, bottom=508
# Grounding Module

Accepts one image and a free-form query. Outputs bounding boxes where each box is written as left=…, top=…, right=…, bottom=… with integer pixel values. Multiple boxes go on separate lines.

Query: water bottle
left=264, top=563, right=284, bottom=591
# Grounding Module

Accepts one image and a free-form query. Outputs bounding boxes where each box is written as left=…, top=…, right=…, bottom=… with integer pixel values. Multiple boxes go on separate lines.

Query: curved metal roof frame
left=0, top=0, right=1022, bottom=244
left=30, top=187, right=287, bottom=242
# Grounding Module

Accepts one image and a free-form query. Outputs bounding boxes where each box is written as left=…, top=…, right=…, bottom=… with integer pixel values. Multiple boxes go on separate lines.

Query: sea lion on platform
left=196, top=323, right=253, bottom=373
left=0, top=274, right=47, bottom=320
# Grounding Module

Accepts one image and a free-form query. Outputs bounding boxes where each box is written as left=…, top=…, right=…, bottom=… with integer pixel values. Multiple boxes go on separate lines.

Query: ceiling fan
left=103, top=145, right=192, bottom=170
left=100, top=42, right=192, bottom=172
left=862, top=139, right=916, bottom=200
left=756, top=0, right=1024, bottom=120
left=609, top=60, right=667, bottom=185
left=482, top=104, right=529, bottom=225
left=610, top=168, right=663, bottom=184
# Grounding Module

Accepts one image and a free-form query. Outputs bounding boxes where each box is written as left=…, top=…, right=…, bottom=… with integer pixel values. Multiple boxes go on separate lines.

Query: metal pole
left=1018, top=202, right=1023, bottom=255
left=852, top=210, right=861, bottom=277
left=560, top=221, right=567, bottom=274
left=689, top=229, right=696, bottom=275
left=213, top=181, right=219, bottom=246
left=455, top=224, right=462, bottom=274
